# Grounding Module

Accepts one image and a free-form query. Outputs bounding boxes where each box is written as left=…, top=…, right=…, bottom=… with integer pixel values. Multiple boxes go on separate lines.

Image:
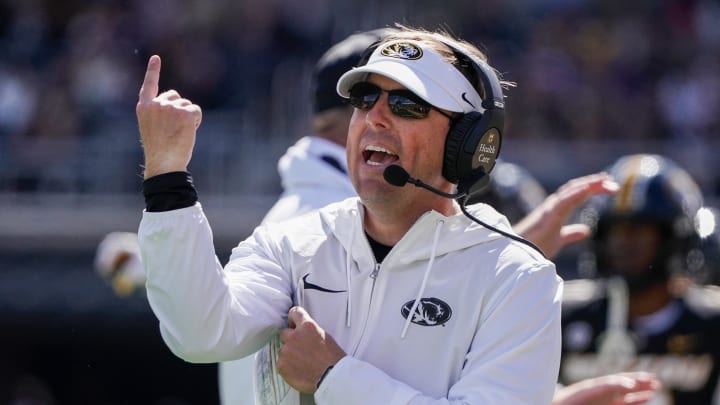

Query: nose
left=365, top=92, right=392, bottom=130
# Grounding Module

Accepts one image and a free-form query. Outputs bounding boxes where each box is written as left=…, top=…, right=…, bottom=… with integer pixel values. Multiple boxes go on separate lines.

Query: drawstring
left=401, top=219, right=444, bottom=339
left=345, top=210, right=357, bottom=327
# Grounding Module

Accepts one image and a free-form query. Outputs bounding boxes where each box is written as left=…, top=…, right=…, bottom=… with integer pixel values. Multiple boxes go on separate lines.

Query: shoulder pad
left=562, top=279, right=603, bottom=307
left=684, top=284, right=720, bottom=316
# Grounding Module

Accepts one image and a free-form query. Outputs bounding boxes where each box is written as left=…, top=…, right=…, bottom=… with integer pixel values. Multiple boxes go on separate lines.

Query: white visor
left=336, top=39, right=484, bottom=114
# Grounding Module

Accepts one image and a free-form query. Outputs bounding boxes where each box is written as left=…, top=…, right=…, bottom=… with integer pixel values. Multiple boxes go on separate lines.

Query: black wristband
left=143, top=171, right=198, bottom=212
left=316, top=364, right=334, bottom=389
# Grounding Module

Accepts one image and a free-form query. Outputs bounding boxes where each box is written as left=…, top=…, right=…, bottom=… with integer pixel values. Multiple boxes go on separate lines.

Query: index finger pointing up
left=138, top=55, right=161, bottom=103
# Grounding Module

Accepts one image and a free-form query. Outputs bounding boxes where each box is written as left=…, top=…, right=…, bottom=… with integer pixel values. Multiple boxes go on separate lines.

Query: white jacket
left=140, top=196, right=562, bottom=404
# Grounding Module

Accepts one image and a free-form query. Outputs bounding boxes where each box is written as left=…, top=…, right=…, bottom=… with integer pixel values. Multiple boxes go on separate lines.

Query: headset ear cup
left=443, top=112, right=483, bottom=184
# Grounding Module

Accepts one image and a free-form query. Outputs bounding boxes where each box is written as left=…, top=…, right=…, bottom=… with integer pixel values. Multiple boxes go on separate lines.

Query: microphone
left=383, top=165, right=465, bottom=199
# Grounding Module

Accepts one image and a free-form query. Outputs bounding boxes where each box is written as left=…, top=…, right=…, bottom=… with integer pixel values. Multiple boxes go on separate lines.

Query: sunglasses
left=348, top=82, right=453, bottom=120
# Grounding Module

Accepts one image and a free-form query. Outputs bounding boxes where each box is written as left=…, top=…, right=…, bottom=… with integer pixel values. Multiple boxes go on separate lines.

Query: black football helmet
left=577, top=154, right=704, bottom=290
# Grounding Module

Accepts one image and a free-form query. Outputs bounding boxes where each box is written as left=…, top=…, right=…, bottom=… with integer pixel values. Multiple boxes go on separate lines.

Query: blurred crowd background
left=2, top=0, right=720, bottom=198
left=1, top=0, right=719, bottom=403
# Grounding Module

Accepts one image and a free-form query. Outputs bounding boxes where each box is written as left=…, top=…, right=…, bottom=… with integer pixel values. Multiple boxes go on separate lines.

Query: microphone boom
left=381, top=166, right=545, bottom=257
left=383, top=165, right=464, bottom=199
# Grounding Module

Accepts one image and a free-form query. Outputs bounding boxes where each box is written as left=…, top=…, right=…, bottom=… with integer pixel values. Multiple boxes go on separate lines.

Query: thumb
left=287, top=306, right=311, bottom=329
left=138, top=55, right=161, bottom=103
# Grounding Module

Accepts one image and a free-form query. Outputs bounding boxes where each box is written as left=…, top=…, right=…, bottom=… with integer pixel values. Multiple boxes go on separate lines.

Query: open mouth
left=363, top=145, right=398, bottom=166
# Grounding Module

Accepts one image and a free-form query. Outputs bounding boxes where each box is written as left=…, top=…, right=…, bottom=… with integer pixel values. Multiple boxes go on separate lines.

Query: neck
left=362, top=195, right=457, bottom=246
left=312, top=107, right=353, bottom=147
left=628, top=282, right=673, bottom=321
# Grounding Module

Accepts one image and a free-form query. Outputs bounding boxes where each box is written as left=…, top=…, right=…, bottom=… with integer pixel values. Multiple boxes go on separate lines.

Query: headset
left=356, top=36, right=505, bottom=194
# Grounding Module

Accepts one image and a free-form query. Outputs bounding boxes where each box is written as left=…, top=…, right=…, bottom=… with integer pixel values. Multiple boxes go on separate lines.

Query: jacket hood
left=277, top=136, right=355, bottom=196
left=320, top=198, right=515, bottom=267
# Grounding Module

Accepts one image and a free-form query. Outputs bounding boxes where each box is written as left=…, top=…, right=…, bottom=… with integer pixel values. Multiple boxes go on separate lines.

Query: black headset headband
left=437, top=39, right=504, bottom=112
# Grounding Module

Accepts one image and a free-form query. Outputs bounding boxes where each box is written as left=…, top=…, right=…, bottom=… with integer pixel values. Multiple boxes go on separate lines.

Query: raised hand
left=514, top=172, right=619, bottom=259
left=552, top=372, right=661, bottom=405
left=136, top=55, right=202, bottom=179
left=277, top=306, right=346, bottom=393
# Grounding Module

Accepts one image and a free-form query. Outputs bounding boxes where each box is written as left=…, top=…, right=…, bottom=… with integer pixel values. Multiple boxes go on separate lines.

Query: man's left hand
left=277, top=306, right=346, bottom=393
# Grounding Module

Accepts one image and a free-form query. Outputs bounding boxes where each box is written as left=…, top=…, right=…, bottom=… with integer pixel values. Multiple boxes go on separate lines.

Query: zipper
left=350, top=262, right=381, bottom=355
left=369, top=262, right=381, bottom=279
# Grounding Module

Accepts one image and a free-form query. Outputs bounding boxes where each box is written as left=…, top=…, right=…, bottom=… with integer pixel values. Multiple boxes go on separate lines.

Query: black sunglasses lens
left=348, top=82, right=433, bottom=119
left=388, top=93, right=431, bottom=119
left=349, top=82, right=380, bottom=110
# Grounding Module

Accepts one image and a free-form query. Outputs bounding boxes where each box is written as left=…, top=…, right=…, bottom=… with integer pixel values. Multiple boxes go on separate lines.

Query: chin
left=357, top=182, right=398, bottom=205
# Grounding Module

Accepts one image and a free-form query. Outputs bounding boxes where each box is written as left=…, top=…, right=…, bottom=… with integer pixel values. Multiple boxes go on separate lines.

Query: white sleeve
left=315, top=262, right=563, bottom=405
left=139, top=203, right=293, bottom=363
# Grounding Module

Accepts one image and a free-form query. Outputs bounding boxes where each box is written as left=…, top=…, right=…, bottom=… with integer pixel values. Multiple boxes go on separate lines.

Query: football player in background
left=560, top=153, right=720, bottom=404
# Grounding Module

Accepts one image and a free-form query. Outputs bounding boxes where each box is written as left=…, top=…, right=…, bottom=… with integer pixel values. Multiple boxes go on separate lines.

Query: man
left=560, top=153, right=720, bottom=404
left=136, top=26, right=562, bottom=403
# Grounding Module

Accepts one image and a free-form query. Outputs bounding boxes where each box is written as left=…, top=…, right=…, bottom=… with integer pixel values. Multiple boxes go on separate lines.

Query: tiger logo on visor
left=380, top=42, right=423, bottom=60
